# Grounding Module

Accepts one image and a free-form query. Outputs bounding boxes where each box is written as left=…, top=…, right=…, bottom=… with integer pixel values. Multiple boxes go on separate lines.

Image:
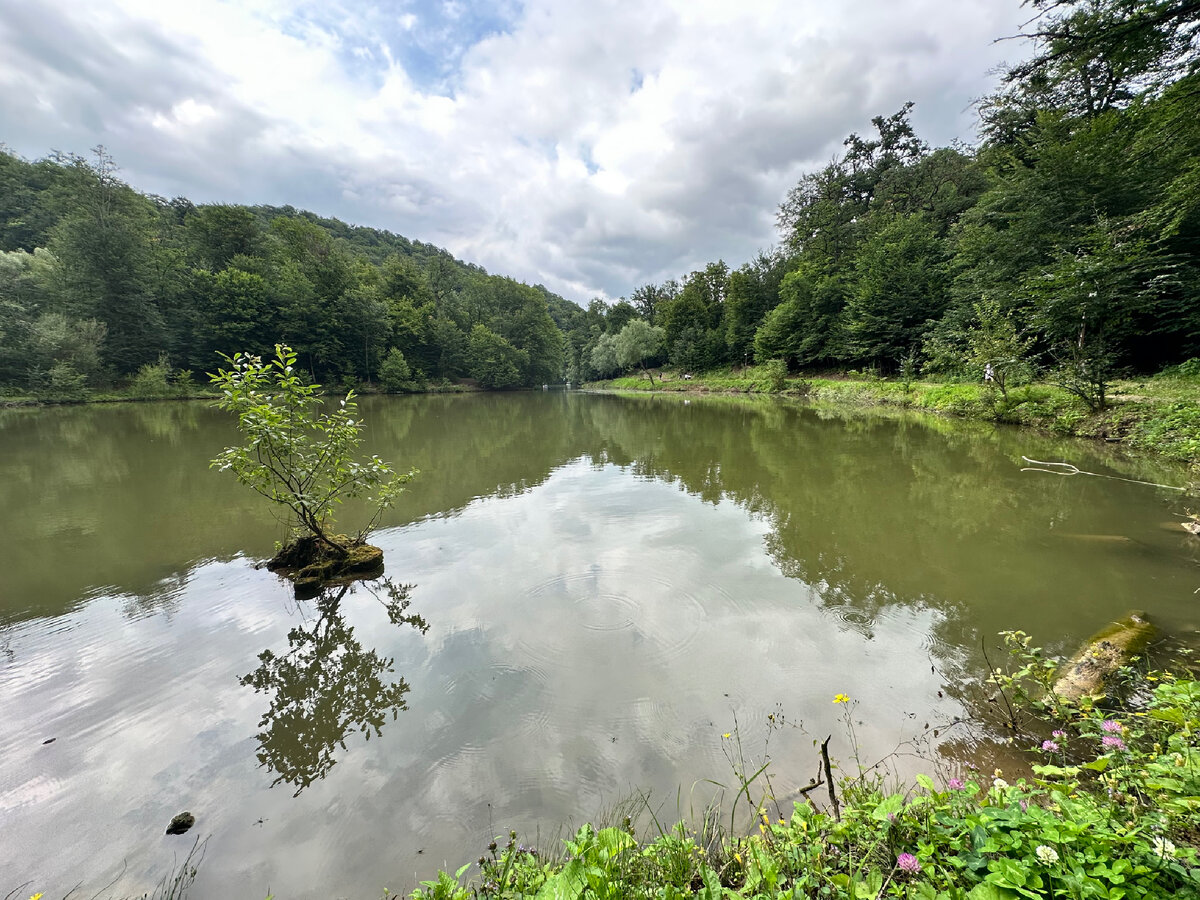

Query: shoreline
left=585, top=368, right=1200, bottom=472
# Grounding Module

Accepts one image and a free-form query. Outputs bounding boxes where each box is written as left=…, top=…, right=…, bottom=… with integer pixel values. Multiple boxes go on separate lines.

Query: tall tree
left=47, top=147, right=164, bottom=374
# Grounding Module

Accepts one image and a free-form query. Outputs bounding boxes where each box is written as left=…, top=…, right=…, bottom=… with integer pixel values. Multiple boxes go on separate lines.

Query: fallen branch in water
left=820, top=736, right=841, bottom=821
left=1020, top=457, right=1184, bottom=491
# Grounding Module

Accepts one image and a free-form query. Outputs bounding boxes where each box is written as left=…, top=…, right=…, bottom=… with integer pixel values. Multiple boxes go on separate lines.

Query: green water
left=1, top=392, right=1197, bottom=897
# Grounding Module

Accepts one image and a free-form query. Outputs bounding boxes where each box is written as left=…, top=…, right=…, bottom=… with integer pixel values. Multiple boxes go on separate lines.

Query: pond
left=2, top=391, right=1197, bottom=898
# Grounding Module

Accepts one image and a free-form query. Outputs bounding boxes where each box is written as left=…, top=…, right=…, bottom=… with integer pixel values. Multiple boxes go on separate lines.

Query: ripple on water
left=515, top=568, right=709, bottom=669
left=826, top=603, right=877, bottom=631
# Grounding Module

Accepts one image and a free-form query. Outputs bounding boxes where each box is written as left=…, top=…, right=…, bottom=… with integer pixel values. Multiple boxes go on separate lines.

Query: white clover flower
left=1036, top=845, right=1059, bottom=865
left=1152, top=836, right=1176, bottom=858
left=992, top=777, right=1009, bottom=791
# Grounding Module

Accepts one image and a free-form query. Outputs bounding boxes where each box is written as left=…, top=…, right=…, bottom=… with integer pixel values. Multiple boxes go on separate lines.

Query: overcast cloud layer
left=0, top=0, right=1032, bottom=302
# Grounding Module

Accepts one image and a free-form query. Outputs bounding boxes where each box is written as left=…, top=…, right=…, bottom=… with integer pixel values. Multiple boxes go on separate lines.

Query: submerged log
left=1052, top=611, right=1158, bottom=703
left=1053, top=533, right=1139, bottom=545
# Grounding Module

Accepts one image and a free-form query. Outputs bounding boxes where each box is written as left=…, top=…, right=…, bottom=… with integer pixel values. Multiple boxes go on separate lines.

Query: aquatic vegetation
left=411, top=642, right=1200, bottom=899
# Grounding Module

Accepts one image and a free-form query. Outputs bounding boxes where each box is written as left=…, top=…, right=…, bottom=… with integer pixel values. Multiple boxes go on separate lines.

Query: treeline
left=3, top=1, right=1197, bottom=403
left=567, top=0, right=1200, bottom=403
left=0, top=149, right=569, bottom=399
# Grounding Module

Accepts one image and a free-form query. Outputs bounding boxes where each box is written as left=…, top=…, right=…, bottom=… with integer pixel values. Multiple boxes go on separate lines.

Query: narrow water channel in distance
left=2, top=392, right=1197, bottom=898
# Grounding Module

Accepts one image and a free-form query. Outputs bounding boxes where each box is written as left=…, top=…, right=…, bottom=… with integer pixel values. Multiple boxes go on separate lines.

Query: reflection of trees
left=240, top=578, right=428, bottom=795
left=579, top=394, right=1186, bottom=639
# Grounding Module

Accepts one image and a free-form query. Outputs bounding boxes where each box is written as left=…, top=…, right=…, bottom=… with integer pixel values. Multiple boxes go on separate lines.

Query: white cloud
left=0, top=0, right=1031, bottom=301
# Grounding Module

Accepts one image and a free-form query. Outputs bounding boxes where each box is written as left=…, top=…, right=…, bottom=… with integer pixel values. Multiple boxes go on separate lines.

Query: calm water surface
left=2, top=392, right=1197, bottom=897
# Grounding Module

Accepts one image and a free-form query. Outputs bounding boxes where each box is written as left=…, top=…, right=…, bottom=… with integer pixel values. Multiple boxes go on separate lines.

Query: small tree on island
left=210, top=345, right=414, bottom=578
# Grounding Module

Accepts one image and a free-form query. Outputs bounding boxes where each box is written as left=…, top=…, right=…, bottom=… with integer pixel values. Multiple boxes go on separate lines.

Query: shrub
left=209, top=344, right=414, bottom=558
left=762, top=359, right=788, bottom=393
left=379, top=348, right=415, bottom=393
left=129, top=353, right=173, bottom=398
left=29, top=360, right=89, bottom=403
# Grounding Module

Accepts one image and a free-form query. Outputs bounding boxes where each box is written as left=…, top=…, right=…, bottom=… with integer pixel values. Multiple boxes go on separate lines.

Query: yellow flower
left=833, top=693, right=850, bottom=704
left=722, top=732, right=731, bottom=739
left=31, top=894, right=44, bottom=900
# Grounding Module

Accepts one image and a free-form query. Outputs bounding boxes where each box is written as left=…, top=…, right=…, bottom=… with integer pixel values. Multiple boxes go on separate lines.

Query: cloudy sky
left=0, top=0, right=1032, bottom=303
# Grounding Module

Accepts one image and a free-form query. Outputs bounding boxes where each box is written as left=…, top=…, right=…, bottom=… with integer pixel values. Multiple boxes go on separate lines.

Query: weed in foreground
left=411, top=637, right=1200, bottom=900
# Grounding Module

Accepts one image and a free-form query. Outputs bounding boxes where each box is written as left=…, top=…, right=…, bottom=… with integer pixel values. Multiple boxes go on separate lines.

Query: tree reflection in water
left=240, top=578, right=428, bottom=795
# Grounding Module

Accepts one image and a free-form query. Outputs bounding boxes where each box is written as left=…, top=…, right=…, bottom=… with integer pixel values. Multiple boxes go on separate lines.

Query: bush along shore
left=412, top=635, right=1200, bottom=900
left=0, top=360, right=480, bottom=407
left=588, top=364, right=1200, bottom=469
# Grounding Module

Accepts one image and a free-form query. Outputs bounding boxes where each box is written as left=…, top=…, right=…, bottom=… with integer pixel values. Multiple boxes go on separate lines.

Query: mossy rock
left=1052, top=610, right=1158, bottom=702
left=266, top=534, right=384, bottom=592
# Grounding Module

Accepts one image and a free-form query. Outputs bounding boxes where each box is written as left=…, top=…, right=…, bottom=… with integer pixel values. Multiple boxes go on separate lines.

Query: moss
left=1052, top=610, right=1158, bottom=702
left=266, top=534, right=385, bottom=593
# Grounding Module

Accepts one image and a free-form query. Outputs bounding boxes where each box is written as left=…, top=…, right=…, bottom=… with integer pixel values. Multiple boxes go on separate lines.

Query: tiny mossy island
left=265, top=535, right=385, bottom=592
left=210, top=345, right=413, bottom=589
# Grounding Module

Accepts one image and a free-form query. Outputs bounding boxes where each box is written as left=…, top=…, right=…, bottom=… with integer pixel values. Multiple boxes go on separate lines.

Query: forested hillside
left=2, top=0, right=1197, bottom=404
left=574, top=0, right=1200, bottom=396
left=0, top=148, right=567, bottom=398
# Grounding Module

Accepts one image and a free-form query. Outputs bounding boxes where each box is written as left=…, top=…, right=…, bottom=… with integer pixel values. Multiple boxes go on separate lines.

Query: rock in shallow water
left=166, top=811, right=195, bottom=835
left=1052, top=611, right=1158, bottom=702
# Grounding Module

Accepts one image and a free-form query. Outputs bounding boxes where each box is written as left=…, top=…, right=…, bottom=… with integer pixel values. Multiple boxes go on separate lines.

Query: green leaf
left=1149, top=708, right=1186, bottom=725
left=872, top=794, right=905, bottom=820
left=966, top=883, right=1019, bottom=900
left=917, top=773, right=937, bottom=792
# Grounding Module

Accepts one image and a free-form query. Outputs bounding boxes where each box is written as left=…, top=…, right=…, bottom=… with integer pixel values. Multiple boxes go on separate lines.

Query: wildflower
left=992, top=777, right=1009, bottom=791
left=1152, top=836, right=1176, bottom=858
left=897, top=853, right=921, bottom=874
left=1052, top=730, right=1067, bottom=739
left=1041, top=740, right=1060, bottom=752
left=1101, top=720, right=1123, bottom=734
left=1035, top=845, right=1059, bottom=865
left=833, top=693, right=850, bottom=704
left=1101, top=735, right=1127, bottom=751
left=947, top=778, right=964, bottom=790
left=722, top=733, right=731, bottom=739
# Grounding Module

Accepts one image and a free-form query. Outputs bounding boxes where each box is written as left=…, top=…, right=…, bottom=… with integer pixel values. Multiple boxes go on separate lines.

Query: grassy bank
left=589, top=367, right=1200, bottom=467
left=413, top=637, right=1200, bottom=899
left=0, top=380, right=480, bottom=407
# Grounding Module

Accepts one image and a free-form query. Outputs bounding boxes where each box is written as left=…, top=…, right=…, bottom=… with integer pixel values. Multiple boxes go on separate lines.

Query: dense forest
left=600, top=0, right=1200, bottom=391
left=1, top=0, right=1197, bottom=402
left=0, top=148, right=573, bottom=399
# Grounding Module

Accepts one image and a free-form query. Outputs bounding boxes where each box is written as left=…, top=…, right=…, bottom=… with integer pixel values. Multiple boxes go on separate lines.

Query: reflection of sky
left=0, top=459, right=962, bottom=899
